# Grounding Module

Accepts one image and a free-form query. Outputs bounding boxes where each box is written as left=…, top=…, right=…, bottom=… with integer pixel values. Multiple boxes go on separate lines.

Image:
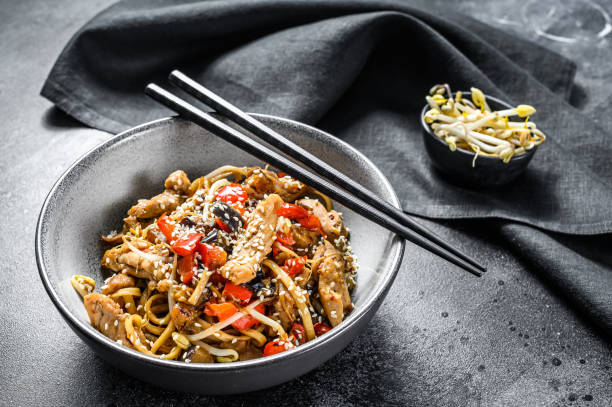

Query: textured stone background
left=1, top=0, right=611, bottom=405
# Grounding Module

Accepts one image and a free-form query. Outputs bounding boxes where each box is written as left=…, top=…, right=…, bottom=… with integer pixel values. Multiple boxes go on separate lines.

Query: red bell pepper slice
left=197, top=243, right=227, bottom=270
left=272, top=242, right=283, bottom=257
left=299, top=214, right=325, bottom=236
left=290, top=322, right=306, bottom=344
left=156, top=213, right=175, bottom=242
left=214, top=184, right=248, bottom=204
left=275, top=203, right=309, bottom=220
left=314, top=322, right=332, bottom=336
left=275, top=231, right=294, bottom=246
left=275, top=204, right=325, bottom=236
left=231, top=202, right=246, bottom=216
left=178, top=253, right=196, bottom=284
left=231, top=315, right=257, bottom=331
left=283, top=256, right=307, bottom=276
left=171, top=233, right=202, bottom=256
left=223, top=282, right=253, bottom=303
left=204, top=302, right=237, bottom=321
left=231, top=303, right=265, bottom=331
left=263, top=338, right=295, bottom=357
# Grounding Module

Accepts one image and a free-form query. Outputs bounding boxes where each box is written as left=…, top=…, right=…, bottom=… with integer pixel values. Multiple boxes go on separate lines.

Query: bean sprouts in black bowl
left=420, top=85, right=545, bottom=188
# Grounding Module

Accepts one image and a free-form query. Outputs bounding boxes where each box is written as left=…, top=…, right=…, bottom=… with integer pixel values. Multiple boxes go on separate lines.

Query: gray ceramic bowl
left=421, top=92, right=538, bottom=188
left=36, top=115, right=405, bottom=394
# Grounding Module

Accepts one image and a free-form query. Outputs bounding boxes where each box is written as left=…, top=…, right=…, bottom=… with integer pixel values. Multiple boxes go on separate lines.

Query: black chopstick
left=168, top=70, right=486, bottom=273
left=145, top=83, right=483, bottom=277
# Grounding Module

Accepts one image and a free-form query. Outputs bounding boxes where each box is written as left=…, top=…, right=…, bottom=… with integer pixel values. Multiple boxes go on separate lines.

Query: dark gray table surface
left=1, top=0, right=611, bottom=405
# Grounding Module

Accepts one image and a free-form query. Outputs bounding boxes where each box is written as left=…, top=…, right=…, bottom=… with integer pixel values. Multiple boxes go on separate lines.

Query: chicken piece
left=297, top=199, right=348, bottom=241
left=122, top=215, right=141, bottom=232
left=101, top=242, right=165, bottom=280
left=84, top=293, right=141, bottom=347
left=116, top=252, right=156, bottom=278
left=327, top=210, right=347, bottom=238
left=244, top=169, right=307, bottom=202
left=101, top=273, right=135, bottom=295
left=171, top=302, right=199, bottom=334
left=101, top=231, right=124, bottom=244
left=101, top=243, right=132, bottom=272
left=164, top=170, right=191, bottom=195
left=315, top=240, right=352, bottom=327
left=220, top=194, right=283, bottom=284
left=127, top=191, right=182, bottom=219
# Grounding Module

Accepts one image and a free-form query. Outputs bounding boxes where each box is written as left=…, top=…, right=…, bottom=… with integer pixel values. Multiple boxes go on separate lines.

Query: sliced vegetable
left=275, top=203, right=308, bottom=220
left=272, top=243, right=282, bottom=257
left=263, top=338, right=295, bottom=357
left=231, top=303, right=265, bottom=331
left=275, top=204, right=324, bottom=235
left=156, top=213, right=175, bottom=242
left=201, top=229, right=218, bottom=244
left=283, top=256, right=307, bottom=276
left=178, top=254, right=196, bottom=284
left=299, top=214, right=325, bottom=236
left=211, top=201, right=244, bottom=233
left=276, top=231, right=294, bottom=246
left=204, top=302, right=237, bottom=321
left=197, top=243, right=227, bottom=270
left=223, top=282, right=253, bottom=303
left=172, top=233, right=202, bottom=256
left=314, top=322, right=331, bottom=336
left=290, top=322, right=306, bottom=344
left=214, top=184, right=248, bottom=204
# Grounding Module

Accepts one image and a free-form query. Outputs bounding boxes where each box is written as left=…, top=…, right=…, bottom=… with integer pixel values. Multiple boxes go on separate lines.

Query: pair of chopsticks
left=144, top=70, right=486, bottom=277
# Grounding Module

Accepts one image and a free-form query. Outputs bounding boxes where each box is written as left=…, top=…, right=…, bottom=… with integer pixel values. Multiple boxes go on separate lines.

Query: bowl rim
left=420, top=92, right=537, bottom=162
left=35, top=114, right=405, bottom=372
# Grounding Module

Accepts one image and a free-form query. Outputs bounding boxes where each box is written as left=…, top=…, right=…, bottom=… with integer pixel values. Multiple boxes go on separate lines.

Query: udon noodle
left=71, top=165, right=357, bottom=362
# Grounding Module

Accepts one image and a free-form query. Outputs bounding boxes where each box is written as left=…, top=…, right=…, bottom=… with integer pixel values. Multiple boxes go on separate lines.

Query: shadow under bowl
left=35, top=115, right=405, bottom=394
left=421, top=93, right=537, bottom=188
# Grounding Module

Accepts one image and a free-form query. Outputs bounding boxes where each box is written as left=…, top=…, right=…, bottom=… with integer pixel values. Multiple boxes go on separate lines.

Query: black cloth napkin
left=41, top=0, right=612, bottom=337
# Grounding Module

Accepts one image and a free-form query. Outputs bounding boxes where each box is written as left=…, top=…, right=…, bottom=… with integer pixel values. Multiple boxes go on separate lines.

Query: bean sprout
left=424, top=84, right=546, bottom=165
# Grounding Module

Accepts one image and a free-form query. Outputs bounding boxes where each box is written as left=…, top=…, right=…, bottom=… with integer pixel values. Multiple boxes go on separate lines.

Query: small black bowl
left=420, top=92, right=537, bottom=188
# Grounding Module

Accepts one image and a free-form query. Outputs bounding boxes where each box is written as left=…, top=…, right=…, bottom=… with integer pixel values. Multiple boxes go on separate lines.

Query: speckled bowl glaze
left=421, top=93, right=538, bottom=188
left=36, top=115, right=405, bottom=394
